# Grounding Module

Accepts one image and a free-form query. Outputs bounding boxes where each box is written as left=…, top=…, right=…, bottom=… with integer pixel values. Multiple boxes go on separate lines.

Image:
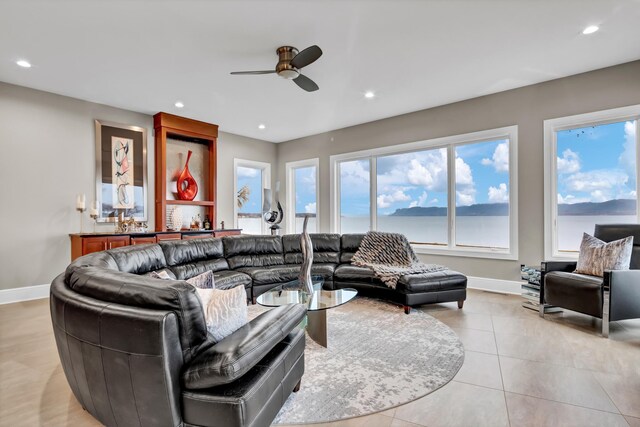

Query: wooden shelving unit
left=153, top=112, right=218, bottom=231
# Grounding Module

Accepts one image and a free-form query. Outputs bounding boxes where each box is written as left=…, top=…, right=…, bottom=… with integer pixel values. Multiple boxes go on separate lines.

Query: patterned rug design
left=249, top=297, right=465, bottom=424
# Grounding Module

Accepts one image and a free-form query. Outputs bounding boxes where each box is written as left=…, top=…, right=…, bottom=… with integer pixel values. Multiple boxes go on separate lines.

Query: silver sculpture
left=299, top=215, right=314, bottom=294
left=262, top=182, right=284, bottom=235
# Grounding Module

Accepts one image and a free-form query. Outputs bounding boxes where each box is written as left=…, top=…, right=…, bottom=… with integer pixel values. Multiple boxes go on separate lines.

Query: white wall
left=0, top=82, right=276, bottom=290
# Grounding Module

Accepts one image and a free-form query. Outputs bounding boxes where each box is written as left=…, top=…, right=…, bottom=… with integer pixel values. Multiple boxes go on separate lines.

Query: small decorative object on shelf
left=262, top=182, right=284, bottom=235
left=176, top=150, right=198, bottom=201
left=89, top=201, right=99, bottom=232
left=76, top=194, right=86, bottom=232
left=520, top=264, right=562, bottom=313
left=298, top=215, right=314, bottom=295
left=203, top=215, right=211, bottom=230
left=220, top=220, right=225, bottom=230
left=169, top=206, right=183, bottom=231
left=190, top=214, right=202, bottom=230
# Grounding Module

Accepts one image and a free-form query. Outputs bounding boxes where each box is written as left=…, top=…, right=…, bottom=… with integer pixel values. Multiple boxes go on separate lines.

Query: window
left=331, top=126, right=518, bottom=259
left=234, top=159, right=271, bottom=235
left=544, top=105, right=640, bottom=259
left=286, top=158, right=319, bottom=233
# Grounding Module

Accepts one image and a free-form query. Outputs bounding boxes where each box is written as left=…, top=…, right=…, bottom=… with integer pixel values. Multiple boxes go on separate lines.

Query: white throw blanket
left=351, top=231, right=446, bottom=289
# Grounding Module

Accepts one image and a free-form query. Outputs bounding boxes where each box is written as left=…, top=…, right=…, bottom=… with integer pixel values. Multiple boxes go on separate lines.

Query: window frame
left=330, top=125, right=518, bottom=260
left=233, top=158, right=271, bottom=235
left=285, top=158, right=320, bottom=233
left=543, top=105, right=640, bottom=260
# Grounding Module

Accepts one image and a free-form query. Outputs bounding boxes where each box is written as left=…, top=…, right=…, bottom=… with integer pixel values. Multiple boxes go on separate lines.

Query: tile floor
left=1, top=289, right=638, bottom=427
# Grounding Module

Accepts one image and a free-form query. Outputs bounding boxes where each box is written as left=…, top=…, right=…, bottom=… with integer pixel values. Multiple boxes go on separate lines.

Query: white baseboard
left=0, top=284, right=50, bottom=305
left=467, top=276, right=521, bottom=295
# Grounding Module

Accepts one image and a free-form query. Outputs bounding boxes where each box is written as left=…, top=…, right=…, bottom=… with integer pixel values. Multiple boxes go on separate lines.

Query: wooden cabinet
left=70, top=230, right=239, bottom=260
left=154, top=113, right=218, bottom=231
left=131, top=236, right=157, bottom=245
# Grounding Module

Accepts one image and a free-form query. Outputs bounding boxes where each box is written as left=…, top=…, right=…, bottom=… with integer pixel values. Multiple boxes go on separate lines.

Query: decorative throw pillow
left=574, top=233, right=634, bottom=277
left=204, top=285, right=248, bottom=342
left=150, top=270, right=216, bottom=310
left=149, top=270, right=173, bottom=280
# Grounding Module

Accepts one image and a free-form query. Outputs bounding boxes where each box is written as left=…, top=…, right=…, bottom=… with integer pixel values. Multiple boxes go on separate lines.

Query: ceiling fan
left=230, top=45, right=322, bottom=92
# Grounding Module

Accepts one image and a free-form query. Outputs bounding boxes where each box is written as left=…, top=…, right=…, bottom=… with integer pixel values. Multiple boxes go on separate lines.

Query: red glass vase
left=177, top=150, right=198, bottom=201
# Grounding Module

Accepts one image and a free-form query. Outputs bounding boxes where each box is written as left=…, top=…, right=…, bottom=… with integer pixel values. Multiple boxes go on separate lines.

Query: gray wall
left=0, top=82, right=276, bottom=290
left=276, top=60, right=640, bottom=281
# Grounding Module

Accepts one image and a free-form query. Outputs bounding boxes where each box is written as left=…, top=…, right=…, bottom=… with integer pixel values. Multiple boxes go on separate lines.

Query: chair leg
left=457, top=300, right=464, bottom=309
left=293, top=380, right=301, bottom=393
left=252, top=296, right=257, bottom=305
left=602, top=286, right=610, bottom=338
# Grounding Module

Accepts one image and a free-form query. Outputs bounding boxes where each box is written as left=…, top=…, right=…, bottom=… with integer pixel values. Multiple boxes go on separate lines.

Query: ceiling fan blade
left=293, top=74, right=319, bottom=92
left=290, top=45, right=322, bottom=69
left=230, top=70, right=276, bottom=75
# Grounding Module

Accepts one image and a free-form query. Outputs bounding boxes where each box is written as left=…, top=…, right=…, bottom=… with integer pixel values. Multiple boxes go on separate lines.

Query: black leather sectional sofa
left=50, top=233, right=467, bottom=427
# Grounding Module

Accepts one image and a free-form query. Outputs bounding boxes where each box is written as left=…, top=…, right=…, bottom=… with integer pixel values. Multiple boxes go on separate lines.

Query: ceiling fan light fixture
left=278, top=69, right=300, bottom=80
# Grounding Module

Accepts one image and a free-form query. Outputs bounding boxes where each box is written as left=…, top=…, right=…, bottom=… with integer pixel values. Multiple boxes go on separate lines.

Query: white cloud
left=339, top=160, right=370, bottom=197
left=377, top=189, right=411, bottom=208
left=488, top=183, right=509, bottom=203
left=589, top=190, right=607, bottom=203
left=481, top=142, right=509, bottom=173
left=557, top=194, right=590, bottom=204
left=455, top=156, right=476, bottom=205
left=564, top=169, right=628, bottom=192
left=456, top=191, right=475, bottom=206
left=237, top=166, right=259, bottom=178
left=304, top=202, right=316, bottom=214
left=409, top=191, right=428, bottom=208
left=618, top=121, right=637, bottom=175
left=430, top=198, right=439, bottom=204
left=557, top=149, right=581, bottom=174
left=378, top=148, right=448, bottom=192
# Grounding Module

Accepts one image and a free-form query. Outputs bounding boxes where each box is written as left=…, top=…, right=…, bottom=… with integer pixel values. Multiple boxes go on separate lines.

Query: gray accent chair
left=541, top=224, right=640, bottom=337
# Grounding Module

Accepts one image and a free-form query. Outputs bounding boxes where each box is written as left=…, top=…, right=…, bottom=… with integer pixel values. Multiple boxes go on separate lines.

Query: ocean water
left=238, top=215, right=638, bottom=252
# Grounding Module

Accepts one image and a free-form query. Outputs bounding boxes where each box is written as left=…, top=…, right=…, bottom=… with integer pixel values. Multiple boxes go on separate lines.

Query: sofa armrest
left=604, top=270, right=640, bottom=322
left=541, top=261, right=577, bottom=273
left=182, top=303, right=307, bottom=389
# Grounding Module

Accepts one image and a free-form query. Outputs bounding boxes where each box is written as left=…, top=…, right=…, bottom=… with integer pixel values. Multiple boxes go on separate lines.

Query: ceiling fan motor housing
left=276, top=46, right=300, bottom=79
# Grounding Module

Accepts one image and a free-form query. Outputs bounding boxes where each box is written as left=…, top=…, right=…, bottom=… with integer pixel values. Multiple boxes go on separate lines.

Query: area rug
left=248, top=297, right=465, bottom=424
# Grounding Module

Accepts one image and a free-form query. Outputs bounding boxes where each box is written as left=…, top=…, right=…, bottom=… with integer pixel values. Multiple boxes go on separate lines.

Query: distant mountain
left=389, top=199, right=636, bottom=217
left=557, top=199, right=636, bottom=216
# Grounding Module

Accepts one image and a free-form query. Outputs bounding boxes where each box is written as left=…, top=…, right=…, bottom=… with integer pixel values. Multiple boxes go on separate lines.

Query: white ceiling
left=1, top=1, right=639, bottom=143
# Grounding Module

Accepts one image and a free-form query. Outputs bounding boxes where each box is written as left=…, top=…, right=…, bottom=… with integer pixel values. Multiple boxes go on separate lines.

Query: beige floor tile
left=450, top=327, right=497, bottom=354
left=505, top=392, right=629, bottom=427
left=394, top=382, right=509, bottom=427
left=453, top=351, right=503, bottom=390
left=492, top=314, right=565, bottom=339
left=430, top=310, right=494, bottom=332
left=494, top=332, right=574, bottom=367
left=625, top=416, right=640, bottom=427
left=500, top=356, right=619, bottom=413
left=390, top=419, right=423, bottom=427
left=593, top=371, right=640, bottom=418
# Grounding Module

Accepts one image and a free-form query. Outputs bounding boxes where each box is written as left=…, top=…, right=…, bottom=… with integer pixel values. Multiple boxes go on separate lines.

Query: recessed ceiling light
left=174, top=101, right=184, bottom=108
left=364, top=91, right=375, bottom=99
left=16, top=59, right=31, bottom=68
left=258, top=124, right=266, bottom=130
left=582, top=25, right=599, bottom=35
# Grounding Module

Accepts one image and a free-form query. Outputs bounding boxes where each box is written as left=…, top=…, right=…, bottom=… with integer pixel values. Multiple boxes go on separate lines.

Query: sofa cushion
left=212, top=270, right=252, bottom=290
left=395, top=270, right=467, bottom=293
left=239, top=265, right=300, bottom=286
left=282, top=233, right=341, bottom=264
left=159, top=238, right=230, bottom=278
left=107, top=244, right=168, bottom=275
left=66, top=266, right=208, bottom=364
left=334, top=264, right=380, bottom=282
left=340, top=234, right=365, bottom=264
left=223, top=235, right=285, bottom=269
left=544, top=271, right=603, bottom=317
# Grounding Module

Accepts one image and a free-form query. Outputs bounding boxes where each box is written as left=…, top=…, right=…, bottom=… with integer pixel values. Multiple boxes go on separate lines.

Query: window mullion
left=448, top=144, right=456, bottom=249
left=370, top=156, right=377, bottom=232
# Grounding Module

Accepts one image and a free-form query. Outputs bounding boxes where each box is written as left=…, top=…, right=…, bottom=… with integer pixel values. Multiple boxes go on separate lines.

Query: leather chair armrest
left=604, top=270, right=640, bottom=322
left=182, top=303, right=307, bottom=389
left=541, top=261, right=577, bottom=273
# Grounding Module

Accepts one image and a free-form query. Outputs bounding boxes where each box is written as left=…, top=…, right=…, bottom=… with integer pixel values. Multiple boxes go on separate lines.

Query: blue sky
left=294, top=166, right=317, bottom=215
left=556, top=120, right=636, bottom=204
left=339, top=140, right=511, bottom=216
left=237, top=166, right=263, bottom=214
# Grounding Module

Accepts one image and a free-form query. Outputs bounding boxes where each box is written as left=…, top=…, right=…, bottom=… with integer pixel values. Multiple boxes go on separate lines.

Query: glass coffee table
left=256, top=277, right=357, bottom=348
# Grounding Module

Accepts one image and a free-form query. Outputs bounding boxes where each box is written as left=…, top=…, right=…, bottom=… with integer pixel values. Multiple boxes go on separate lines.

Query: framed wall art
left=94, top=120, right=148, bottom=222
